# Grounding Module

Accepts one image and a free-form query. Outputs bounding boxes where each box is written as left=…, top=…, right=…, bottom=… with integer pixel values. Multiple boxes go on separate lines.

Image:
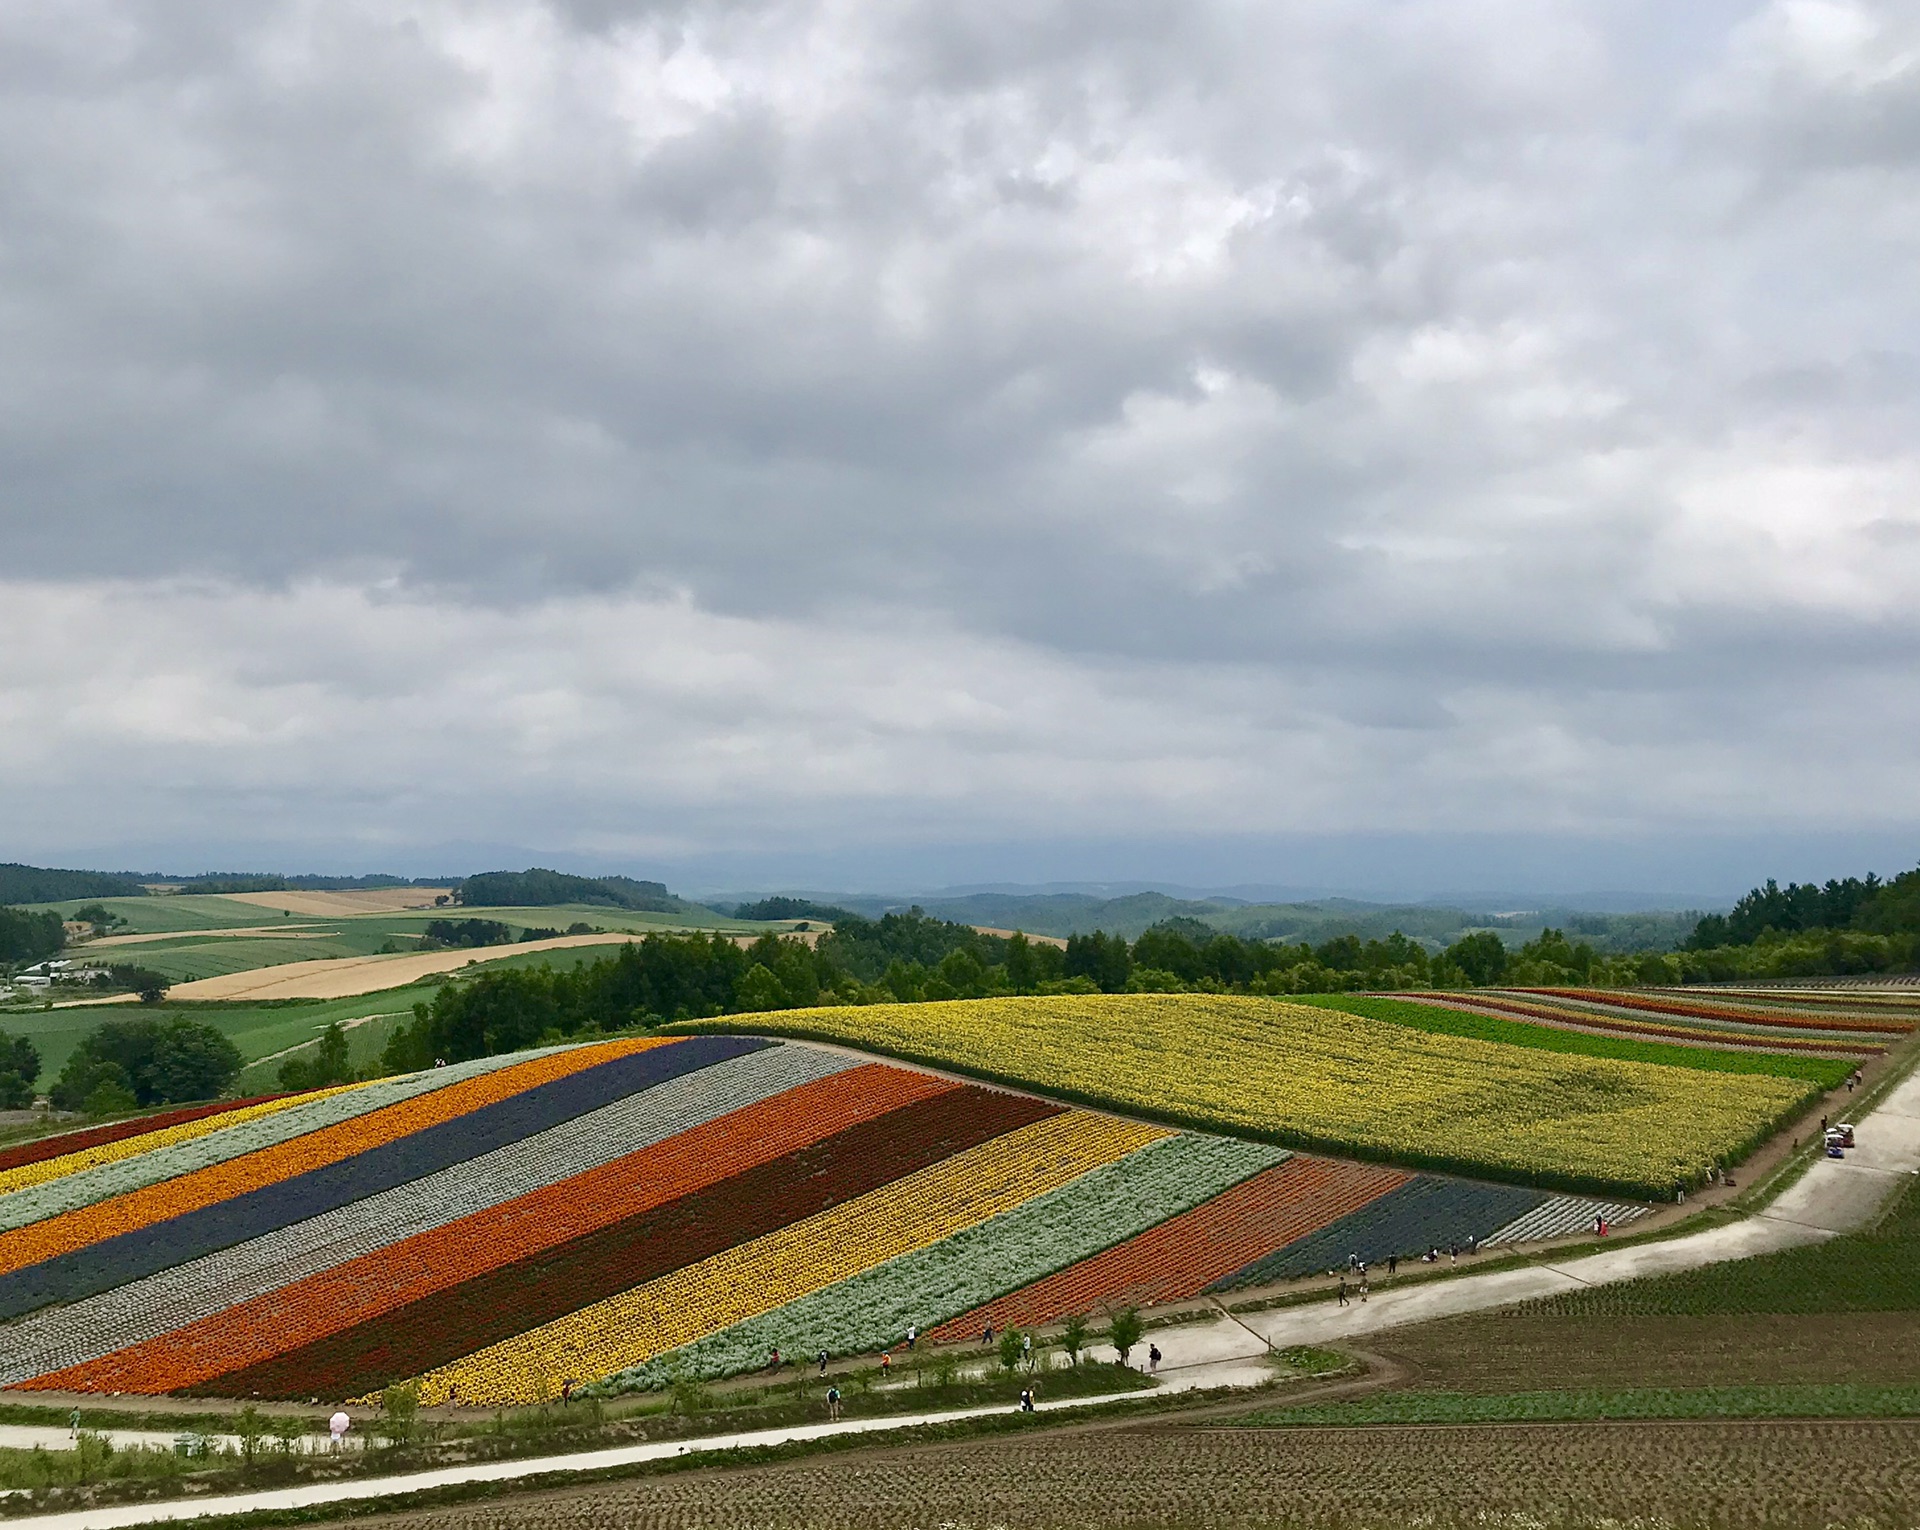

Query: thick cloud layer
left=1, top=1, right=1915, bottom=887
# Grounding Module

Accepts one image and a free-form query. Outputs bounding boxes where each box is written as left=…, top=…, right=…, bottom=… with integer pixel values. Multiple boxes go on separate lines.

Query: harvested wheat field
left=315, top=1418, right=1920, bottom=1530
left=158, top=933, right=635, bottom=1001
left=221, top=888, right=452, bottom=918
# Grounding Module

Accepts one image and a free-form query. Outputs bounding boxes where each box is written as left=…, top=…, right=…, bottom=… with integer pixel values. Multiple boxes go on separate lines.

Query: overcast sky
left=1, top=0, right=1916, bottom=897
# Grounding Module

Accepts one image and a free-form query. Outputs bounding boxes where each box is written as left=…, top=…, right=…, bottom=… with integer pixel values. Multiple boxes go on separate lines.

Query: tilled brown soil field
left=1374, top=1311, right=1920, bottom=1392
left=340, top=1418, right=1920, bottom=1529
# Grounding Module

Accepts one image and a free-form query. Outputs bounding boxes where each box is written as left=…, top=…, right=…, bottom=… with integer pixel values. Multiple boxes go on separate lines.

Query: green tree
left=0, top=905, right=64, bottom=964
left=83, top=1078, right=138, bottom=1117
left=997, top=1327, right=1024, bottom=1374
left=1441, top=930, right=1510, bottom=986
left=0, top=1031, right=39, bottom=1108
left=50, top=1018, right=241, bottom=1109
left=234, top=1405, right=269, bottom=1476
left=1108, top=1306, right=1144, bottom=1367
left=735, top=964, right=791, bottom=1012
left=1004, top=932, right=1039, bottom=993
left=1064, top=931, right=1132, bottom=992
left=279, top=1022, right=354, bottom=1090
left=1061, top=1312, right=1089, bottom=1367
left=377, top=1383, right=420, bottom=1450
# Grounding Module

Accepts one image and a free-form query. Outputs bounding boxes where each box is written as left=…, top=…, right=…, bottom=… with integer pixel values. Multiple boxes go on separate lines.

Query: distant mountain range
left=1, top=860, right=1706, bottom=953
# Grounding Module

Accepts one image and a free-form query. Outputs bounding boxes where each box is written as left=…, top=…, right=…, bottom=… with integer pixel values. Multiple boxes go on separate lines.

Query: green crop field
left=1243, top=1381, right=1920, bottom=1427
left=0, top=987, right=443, bottom=1086
left=1515, top=1169, right=1920, bottom=1317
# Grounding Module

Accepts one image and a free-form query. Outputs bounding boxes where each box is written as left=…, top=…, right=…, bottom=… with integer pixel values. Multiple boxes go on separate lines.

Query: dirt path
left=156, top=934, right=640, bottom=1002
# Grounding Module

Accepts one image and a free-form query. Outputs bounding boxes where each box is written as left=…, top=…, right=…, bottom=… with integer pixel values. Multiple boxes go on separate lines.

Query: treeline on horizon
left=378, top=911, right=1636, bottom=1068
left=1679, top=866, right=1920, bottom=980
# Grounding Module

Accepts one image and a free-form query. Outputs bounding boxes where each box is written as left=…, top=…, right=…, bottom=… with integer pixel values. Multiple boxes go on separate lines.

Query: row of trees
left=378, top=910, right=1654, bottom=1070
left=1679, top=865, right=1920, bottom=980
left=0, top=906, right=64, bottom=964
left=44, top=1017, right=243, bottom=1114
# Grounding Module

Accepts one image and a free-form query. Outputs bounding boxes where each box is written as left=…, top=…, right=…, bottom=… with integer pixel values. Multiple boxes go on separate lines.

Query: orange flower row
left=40, top=1063, right=955, bottom=1395
left=0, top=1038, right=666, bottom=1279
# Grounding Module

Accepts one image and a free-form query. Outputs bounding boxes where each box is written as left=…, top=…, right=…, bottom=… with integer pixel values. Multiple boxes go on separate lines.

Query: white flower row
left=0, top=1048, right=574, bottom=1234
left=3, top=1042, right=855, bottom=1385
left=602, top=1131, right=1286, bottom=1391
left=1482, top=1195, right=1649, bottom=1246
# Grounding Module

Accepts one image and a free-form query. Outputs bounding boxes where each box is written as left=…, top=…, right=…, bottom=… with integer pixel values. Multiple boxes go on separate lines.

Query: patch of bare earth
left=318, top=1419, right=1920, bottom=1529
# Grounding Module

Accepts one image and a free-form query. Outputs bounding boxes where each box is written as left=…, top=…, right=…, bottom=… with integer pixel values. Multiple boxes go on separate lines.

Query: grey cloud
left=0, top=0, right=1917, bottom=874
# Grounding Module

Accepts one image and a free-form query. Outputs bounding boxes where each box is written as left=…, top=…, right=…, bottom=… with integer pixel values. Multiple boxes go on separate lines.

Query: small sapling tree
left=1061, top=1312, right=1089, bottom=1368
left=1108, top=1306, right=1144, bottom=1368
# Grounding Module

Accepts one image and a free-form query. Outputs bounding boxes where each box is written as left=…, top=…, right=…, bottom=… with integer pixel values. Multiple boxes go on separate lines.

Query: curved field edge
left=1298, top=994, right=1855, bottom=1085
left=666, top=1001, right=1816, bottom=1200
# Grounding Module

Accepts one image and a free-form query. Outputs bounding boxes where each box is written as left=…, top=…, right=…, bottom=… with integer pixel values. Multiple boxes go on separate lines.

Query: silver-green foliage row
left=600, top=1132, right=1286, bottom=1392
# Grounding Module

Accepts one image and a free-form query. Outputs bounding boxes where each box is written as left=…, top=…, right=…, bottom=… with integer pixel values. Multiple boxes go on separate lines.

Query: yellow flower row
left=0, top=1085, right=364, bottom=1198
left=681, top=994, right=1808, bottom=1195
left=401, top=1109, right=1165, bottom=1404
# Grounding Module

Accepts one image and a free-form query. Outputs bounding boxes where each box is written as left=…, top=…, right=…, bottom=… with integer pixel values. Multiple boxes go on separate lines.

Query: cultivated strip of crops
left=604, top=1131, right=1278, bottom=1389
left=1436, top=993, right=1883, bottom=1054
left=679, top=994, right=1814, bottom=1196
left=399, top=1110, right=1166, bottom=1404
left=930, top=1154, right=1409, bottom=1339
left=4, top=1042, right=859, bottom=1387
left=1522, top=987, right=1915, bottom=1034
left=1302, top=994, right=1860, bottom=1081
left=1211, top=1175, right=1551, bottom=1286
left=206, top=1085, right=1057, bottom=1400
left=1484, top=1195, right=1648, bottom=1245
left=0, top=1037, right=694, bottom=1318
left=0, top=1088, right=364, bottom=1200
left=146, top=1077, right=1040, bottom=1398
left=0, top=1046, right=575, bottom=1234
left=0, top=1096, right=292, bottom=1180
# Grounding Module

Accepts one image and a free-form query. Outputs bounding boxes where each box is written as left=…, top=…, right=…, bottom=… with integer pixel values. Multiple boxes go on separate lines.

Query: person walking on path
left=1360, top=1279, right=1369, bottom=1303
left=1019, top=1387, right=1035, bottom=1413
left=880, top=1351, right=892, bottom=1378
left=818, top=1348, right=829, bottom=1376
left=328, top=1412, right=350, bottom=1453
left=1148, top=1343, right=1161, bottom=1372
left=983, top=1321, right=993, bottom=1346
left=1337, top=1278, right=1349, bottom=1307
left=1387, top=1254, right=1397, bottom=1277
left=826, top=1385, right=842, bottom=1421
left=906, top=1323, right=917, bottom=1350
left=1022, top=1332, right=1033, bottom=1370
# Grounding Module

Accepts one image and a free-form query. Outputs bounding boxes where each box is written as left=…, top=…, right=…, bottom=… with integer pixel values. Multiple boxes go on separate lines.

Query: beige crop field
left=154, top=933, right=637, bottom=1001
left=220, top=888, right=452, bottom=917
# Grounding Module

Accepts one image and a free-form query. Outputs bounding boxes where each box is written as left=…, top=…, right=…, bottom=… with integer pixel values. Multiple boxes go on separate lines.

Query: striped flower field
left=0, top=1008, right=1793, bottom=1406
